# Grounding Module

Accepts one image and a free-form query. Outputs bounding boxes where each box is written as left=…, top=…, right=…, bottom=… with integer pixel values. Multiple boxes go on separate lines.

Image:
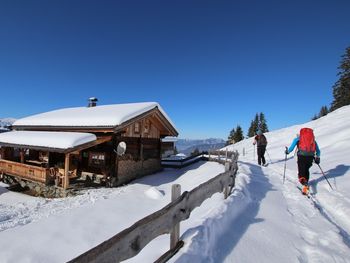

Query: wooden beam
left=20, top=150, right=25, bottom=163
left=64, top=153, right=70, bottom=189
left=64, top=136, right=112, bottom=154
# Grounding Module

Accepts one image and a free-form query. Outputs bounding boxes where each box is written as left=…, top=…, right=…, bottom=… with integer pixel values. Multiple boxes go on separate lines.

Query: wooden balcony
left=0, top=159, right=50, bottom=184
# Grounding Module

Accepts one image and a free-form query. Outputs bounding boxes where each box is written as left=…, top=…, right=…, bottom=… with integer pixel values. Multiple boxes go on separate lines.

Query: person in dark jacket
left=253, top=130, right=267, bottom=166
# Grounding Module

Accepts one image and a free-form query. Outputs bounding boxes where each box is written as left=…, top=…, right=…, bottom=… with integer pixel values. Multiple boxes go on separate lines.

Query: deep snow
left=12, top=102, right=176, bottom=129
left=0, top=131, right=96, bottom=149
left=0, top=105, right=350, bottom=262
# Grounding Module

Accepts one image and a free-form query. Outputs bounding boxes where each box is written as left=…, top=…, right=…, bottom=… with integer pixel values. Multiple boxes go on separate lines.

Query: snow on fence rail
left=69, top=151, right=239, bottom=263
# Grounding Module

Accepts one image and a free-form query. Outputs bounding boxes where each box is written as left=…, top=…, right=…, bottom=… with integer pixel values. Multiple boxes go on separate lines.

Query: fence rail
left=69, top=151, right=239, bottom=263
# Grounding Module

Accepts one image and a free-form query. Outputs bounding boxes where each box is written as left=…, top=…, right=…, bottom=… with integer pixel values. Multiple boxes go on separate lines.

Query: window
left=144, top=120, right=150, bottom=134
left=134, top=122, right=140, bottom=133
left=89, top=152, right=105, bottom=167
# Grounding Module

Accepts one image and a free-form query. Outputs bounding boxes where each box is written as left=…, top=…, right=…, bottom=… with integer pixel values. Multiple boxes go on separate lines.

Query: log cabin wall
left=115, top=116, right=163, bottom=185
left=115, top=137, right=162, bottom=185
left=116, top=159, right=161, bottom=185
left=123, top=116, right=162, bottom=139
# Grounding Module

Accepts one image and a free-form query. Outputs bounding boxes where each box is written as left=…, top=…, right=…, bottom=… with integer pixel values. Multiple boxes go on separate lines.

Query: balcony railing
left=0, top=159, right=50, bottom=184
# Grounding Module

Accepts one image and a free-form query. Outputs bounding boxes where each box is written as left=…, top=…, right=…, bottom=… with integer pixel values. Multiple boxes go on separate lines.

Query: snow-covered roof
left=161, top=136, right=178, bottom=142
left=13, top=102, right=176, bottom=130
left=0, top=131, right=96, bottom=151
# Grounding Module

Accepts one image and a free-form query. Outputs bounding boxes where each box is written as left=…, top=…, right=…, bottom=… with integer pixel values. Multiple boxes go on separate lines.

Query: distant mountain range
left=175, top=138, right=226, bottom=155
left=0, top=118, right=16, bottom=130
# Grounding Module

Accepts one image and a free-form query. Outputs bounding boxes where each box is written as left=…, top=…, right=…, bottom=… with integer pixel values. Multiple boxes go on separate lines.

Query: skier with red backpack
left=285, top=128, right=321, bottom=195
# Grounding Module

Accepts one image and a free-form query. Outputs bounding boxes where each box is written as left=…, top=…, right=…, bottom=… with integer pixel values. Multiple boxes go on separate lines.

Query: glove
left=285, top=147, right=289, bottom=155
left=314, top=157, right=320, bottom=164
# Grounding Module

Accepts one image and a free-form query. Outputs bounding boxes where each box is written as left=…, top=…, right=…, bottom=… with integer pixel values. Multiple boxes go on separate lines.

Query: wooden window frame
left=88, top=152, right=106, bottom=167
left=134, top=122, right=140, bottom=133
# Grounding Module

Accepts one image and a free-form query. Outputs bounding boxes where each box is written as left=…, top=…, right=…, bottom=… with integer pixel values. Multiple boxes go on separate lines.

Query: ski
left=296, top=185, right=311, bottom=198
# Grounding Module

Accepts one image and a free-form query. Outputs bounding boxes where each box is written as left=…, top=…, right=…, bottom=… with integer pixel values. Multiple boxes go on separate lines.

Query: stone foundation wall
left=117, top=158, right=162, bottom=185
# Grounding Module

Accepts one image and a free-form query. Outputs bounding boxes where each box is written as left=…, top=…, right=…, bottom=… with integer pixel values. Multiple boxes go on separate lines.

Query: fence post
left=223, top=162, right=230, bottom=199
left=225, top=148, right=228, bottom=162
left=170, top=184, right=181, bottom=249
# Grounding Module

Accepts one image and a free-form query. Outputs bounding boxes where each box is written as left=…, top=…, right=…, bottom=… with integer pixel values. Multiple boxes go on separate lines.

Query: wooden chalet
left=0, top=100, right=178, bottom=197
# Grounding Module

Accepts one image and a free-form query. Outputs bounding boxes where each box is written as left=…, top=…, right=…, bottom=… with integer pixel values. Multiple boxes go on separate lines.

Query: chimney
left=88, top=97, right=98, bottom=107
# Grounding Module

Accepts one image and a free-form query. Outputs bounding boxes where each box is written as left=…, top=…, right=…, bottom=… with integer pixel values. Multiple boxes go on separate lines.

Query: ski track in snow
left=247, top=161, right=350, bottom=262
left=281, top=167, right=350, bottom=250
left=172, top=158, right=350, bottom=263
left=0, top=187, right=125, bottom=232
left=266, top=160, right=350, bottom=245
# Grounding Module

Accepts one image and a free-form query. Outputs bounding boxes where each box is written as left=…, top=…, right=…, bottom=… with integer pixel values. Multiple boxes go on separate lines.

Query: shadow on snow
left=174, top=161, right=274, bottom=263
left=309, top=164, right=350, bottom=193
left=131, top=161, right=208, bottom=187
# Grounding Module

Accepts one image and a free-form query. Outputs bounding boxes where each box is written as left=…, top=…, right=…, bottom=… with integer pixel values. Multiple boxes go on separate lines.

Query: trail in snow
left=170, top=158, right=350, bottom=263
left=308, top=193, right=350, bottom=249
left=222, top=160, right=350, bottom=263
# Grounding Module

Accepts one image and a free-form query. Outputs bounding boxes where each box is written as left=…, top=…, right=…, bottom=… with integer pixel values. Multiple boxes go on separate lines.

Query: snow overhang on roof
left=161, top=136, right=178, bottom=142
left=0, top=131, right=97, bottom=152
left=12, top=102, right=177, bottom=131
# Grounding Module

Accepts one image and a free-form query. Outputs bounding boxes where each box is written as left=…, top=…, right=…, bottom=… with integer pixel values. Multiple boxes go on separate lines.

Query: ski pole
left=253, top=144, right=255, bottom=161
left=316, top=163, right=334, bottom=190
left=283, top=147, right=287, bottom=184
left=266, top=148, right=272, bottom=163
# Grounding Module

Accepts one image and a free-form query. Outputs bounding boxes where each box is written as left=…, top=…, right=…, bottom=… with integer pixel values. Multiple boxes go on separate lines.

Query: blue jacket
left=287, top=137, right=320, bottom=157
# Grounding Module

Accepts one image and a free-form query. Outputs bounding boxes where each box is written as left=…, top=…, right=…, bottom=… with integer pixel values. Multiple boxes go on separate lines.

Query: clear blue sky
left=0, top=0, right=349, bottom=139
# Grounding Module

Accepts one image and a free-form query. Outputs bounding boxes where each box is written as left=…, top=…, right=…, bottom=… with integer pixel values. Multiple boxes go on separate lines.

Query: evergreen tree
left=319, top=105, right=329, bottom=117
left=233, top=125, right=244, bottom=143
left=259, top=112, right=269, bottom=133
left=226, top=127, right=235, bottom=145
left=247, top=112, right=269, bottom=136
left=191, top=148, right=200, bottom=156
left=312, top=105, right=329, bottom=120
left=247, top=114, right=259, bottom=137
left=247, top=120, right=255, bottom=137
left=254, top=113, right=259, bottom=131
left=331, top=46, right=350, bottom=111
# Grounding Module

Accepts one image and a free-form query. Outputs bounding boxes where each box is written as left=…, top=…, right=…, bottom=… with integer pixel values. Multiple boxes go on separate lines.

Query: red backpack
left=298, top=128, right=316, bottom=156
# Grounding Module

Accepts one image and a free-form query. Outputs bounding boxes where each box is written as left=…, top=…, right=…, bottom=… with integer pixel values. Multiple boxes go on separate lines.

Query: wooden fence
left=69, top=152, right=239, bottom=263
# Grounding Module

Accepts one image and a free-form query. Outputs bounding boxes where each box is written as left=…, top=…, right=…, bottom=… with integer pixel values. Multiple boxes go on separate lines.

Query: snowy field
left=1, top=105, right=350, bottom=262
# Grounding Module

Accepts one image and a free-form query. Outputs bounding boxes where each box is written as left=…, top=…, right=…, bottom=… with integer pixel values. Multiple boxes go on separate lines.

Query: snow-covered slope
left=0, top=106, right=350, bottom=263
left=170, top=105, right=350, bottom=263
left=221, top=105, right=350, bottom=237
